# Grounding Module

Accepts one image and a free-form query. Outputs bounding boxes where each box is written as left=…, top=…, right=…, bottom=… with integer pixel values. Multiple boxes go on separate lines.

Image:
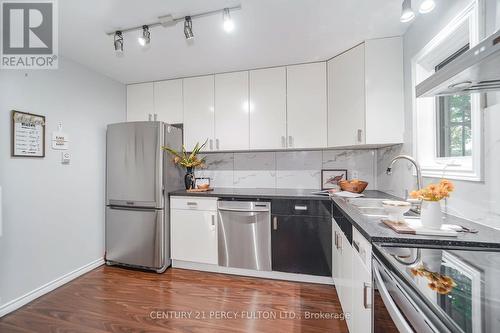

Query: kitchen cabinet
left=286, top=63, right=328, bottom=149
left=214, top=71, right=249, bottom=150
left=328, top=44, right=365, bottom=146
left=271, top=199, right=332, bottom=276
left=183, top=75, right=215, bottom=151
left=332, top=212, right=372, bottom=333
left=352, top=247, right=372, bottom=333
left=328, top=37, right=404, bottom=147
left=170, top=197, right=218, bottom=265
left=154, top=79, right=183, bottom=124
left=126, top=82, right=154, bottom=121
left=249, top=67, right=287, bottom=149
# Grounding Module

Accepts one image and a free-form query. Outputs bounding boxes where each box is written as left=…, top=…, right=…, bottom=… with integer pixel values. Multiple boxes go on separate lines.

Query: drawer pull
left=294, top=205, right=308, bottom=211
left=363, top=282, right=372, bottom=309
left=187, top=202, right=198, bottom=206
left=273, top=217, right=278, bottom=230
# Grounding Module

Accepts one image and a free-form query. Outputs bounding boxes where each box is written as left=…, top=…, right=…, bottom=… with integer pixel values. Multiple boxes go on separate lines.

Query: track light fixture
left=114, top=31, right=123, bottom=55
left=107, top=5, right=241, bottom=51
left=138, top=25, right=151, bottom=46
left=223, top=8, right=234, bottom=32
left=184, top=16, right=194, bottom=40
left=400, top=0, right=415, bottom=23
left=419, top=0, right=436, bottom=14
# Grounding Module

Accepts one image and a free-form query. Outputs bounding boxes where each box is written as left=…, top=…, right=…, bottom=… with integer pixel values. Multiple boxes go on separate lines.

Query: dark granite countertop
left=169, top=187, right=339, bottom=201
left=169, top=187, right=500, bottom=249
left=331, top=194, right=500, bottom=250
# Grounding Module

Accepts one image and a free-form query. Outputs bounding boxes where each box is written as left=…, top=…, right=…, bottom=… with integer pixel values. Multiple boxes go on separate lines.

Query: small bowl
left=339, top=180, right=368, bottom=193
left=197, top=183, right=210, bottom=190
left=382, top=200, right=411, bottom=223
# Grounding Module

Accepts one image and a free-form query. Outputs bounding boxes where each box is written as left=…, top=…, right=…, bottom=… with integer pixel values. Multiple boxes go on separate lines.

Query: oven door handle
left=373, top=261, right=414, bottom=333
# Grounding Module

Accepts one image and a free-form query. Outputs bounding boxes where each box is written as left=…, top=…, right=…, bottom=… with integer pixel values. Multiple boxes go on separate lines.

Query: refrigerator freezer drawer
left=106, top=206, right=166, bottom=270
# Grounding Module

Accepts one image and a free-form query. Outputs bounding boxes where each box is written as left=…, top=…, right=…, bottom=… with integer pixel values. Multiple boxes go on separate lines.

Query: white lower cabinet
left=170, top=197, right=218, bottom=265
left=333, top=219, right=372, bottom=333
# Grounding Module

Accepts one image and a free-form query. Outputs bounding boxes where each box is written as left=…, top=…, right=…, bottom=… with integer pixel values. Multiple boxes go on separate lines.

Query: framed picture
left=321, top=169, right=348, bottom=190
left=11, top=110, right=46, bottom=158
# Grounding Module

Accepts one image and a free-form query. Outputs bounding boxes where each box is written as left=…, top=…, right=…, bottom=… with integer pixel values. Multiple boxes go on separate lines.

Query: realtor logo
left=1, top=0, right=58, bottom=69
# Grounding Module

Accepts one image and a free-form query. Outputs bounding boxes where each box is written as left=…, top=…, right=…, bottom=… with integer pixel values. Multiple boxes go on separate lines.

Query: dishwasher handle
left=218, top=207, right=270, bottom=213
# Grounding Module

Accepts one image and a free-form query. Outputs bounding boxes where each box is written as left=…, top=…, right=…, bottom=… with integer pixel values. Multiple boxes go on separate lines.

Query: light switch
left=62, top=152, right=71, bottom=164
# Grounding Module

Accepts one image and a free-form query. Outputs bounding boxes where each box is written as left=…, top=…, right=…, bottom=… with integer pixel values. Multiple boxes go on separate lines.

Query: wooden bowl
left=197, top=183, right=210, bottom=190
left=339, top=180, right=368, bottom=193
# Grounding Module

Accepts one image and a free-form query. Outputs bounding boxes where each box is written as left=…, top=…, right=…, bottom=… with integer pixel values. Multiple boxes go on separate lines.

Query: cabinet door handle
left=209, top=139, right=213, bottom=150
left=357, top=129, right=363, bottom=143
left=210, top=214, right=216, bottom=231
left=363, top=282, right=372, bottom=309
left=294, top=205, right=308, bottom=211
left=216, top=138, right=220, bottom=150
left=338, top=234, right=342, bottom=251
left=273, top=217, right=278, bottom=230
left=281, top=136, right=286, bottom=148
left=334, top=231, right=338, bottom=248
left=288, top=136, right=293, bottom=148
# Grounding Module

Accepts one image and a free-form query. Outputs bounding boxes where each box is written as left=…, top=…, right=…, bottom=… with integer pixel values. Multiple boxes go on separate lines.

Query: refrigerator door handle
left=108, top=205, right=158, bottom=212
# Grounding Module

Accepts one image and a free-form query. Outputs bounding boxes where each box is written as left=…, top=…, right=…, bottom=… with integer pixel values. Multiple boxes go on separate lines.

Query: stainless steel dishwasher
left=217, top=201, right=272, bottom=271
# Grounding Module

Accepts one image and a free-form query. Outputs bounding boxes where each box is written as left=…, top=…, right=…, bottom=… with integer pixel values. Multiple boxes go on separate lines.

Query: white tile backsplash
left=194, top=148, right=378, bottom=189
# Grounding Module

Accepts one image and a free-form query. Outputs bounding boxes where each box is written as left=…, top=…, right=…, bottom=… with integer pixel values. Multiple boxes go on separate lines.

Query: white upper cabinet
left=214, top=71, right=249, bottom=151
left=364, top=37, right=404, bottom=144
left=286, top=62, right=327, bottom=149
left=328, top=37, right=404, bottom=147
left=154, top=79, right=183, bottom=124
left=328, top=44, right=366, bottom=146
left=249, top=67, right=287, bottom=150
left=126, top=83, right=154, bottom=122
left=183, top=75, right=215, bottom=151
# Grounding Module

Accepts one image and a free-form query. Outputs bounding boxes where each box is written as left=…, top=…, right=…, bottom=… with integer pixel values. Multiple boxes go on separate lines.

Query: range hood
left=416, top=29, right=500, bottom=97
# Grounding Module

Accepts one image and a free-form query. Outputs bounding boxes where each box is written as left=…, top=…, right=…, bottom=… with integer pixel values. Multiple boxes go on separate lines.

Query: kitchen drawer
left=352, top=228, right=372, bottom=272
left=170, top=196, right=218, bottom=211
left=271, top=199, right=331, bottom=217
left=332, top=203, right=353, bottom=243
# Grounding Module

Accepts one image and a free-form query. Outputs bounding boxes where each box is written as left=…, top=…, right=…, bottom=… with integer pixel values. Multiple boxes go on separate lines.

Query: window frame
left=411, top=0, right=485, bottom=182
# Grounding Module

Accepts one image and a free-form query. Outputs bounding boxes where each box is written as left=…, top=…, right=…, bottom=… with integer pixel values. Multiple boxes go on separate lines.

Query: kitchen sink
left=346, top=198, right=419, bottom=218
left=346, top=198, right=387, bottom=208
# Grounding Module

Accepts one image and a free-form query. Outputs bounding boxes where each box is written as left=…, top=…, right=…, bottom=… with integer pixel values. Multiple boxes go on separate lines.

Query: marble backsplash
left=195, top=149, right=377, bottom=190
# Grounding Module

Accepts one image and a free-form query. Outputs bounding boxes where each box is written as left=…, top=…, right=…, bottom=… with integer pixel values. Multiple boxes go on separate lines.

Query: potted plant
left=410, top=179, right=454, bottom=229
left=162, top=140, right=207, bottom=190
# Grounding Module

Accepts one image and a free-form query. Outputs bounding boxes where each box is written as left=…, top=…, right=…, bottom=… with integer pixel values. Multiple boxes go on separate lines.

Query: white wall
left=377, top=0, right=500, bottom=229
left=0, top=57, right=125, bottom=310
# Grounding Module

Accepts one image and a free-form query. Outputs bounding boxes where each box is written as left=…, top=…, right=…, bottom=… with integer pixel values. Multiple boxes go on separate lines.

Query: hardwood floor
left=0, top=266, right=348, bottom=333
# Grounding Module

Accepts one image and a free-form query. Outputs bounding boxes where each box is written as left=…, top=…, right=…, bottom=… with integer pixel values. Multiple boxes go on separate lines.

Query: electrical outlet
left=351, top=170, right=359, bottom=179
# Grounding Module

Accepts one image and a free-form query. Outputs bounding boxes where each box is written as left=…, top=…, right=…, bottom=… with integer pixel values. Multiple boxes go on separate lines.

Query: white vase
left=420, top=201, right=443, bottom=229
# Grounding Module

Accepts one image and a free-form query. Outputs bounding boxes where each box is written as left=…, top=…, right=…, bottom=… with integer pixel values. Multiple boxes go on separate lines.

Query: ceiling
left=59, top=0, right=410, bottom=84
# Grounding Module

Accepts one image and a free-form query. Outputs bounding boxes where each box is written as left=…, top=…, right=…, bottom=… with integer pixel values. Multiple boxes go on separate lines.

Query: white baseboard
left=0, top=258, right=104, bottom=318
left=172, top=260, right=334, bottom=285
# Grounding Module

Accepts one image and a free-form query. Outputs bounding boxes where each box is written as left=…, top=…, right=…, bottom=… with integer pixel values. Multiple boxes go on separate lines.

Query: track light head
left=138, top=25, right=151, bottom=46
left=223, top=8, right=234, bottom=33
left=400, top=0, right=415, bottom=23
left=184, top=16, right=194, bottom=39
left=419, top=0, right=436, bottom=14
left=114, top=31, right=124, bottom=55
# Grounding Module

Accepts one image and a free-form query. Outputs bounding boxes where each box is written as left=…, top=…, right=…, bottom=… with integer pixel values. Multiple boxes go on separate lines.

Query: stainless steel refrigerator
left=105, top=121, right=183, bottom=273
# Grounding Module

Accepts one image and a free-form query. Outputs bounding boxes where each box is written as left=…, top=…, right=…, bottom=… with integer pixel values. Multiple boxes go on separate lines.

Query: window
left=412, top=1, right=484, bottom=181
left=435, top=45, right=471, bottom=158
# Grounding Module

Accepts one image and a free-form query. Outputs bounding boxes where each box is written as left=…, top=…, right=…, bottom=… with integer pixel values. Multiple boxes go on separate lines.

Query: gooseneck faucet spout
left=386, top=155, right=423, bottom=214
left=386, top=155, right=423, bottom=191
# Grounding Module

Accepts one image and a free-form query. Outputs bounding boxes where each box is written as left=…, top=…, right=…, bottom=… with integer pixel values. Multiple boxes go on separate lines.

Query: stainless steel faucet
left=386, top=155, right=423, bottom=214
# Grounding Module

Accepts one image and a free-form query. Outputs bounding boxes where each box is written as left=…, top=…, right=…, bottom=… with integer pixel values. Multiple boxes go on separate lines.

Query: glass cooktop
left=374, top=244, right=500, bottom=333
